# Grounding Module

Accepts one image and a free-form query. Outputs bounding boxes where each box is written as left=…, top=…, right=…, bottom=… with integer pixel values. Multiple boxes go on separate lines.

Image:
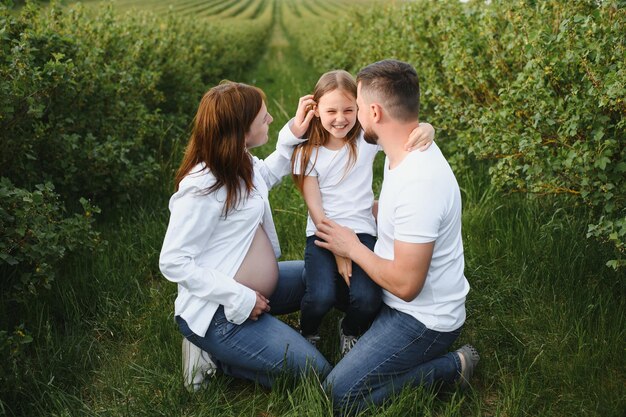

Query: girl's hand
left=405, top=122, right=435, bottom=151
left=290, top=94, right=316, bottom=138
left=335, top=254, right=353, bottom=287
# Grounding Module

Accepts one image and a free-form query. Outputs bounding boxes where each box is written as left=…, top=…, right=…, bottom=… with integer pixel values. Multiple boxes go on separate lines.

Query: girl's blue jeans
left=323, top=304, right=463, bottom=414
left=300, top=233, right=382, bottom=337
left=176, top=260, right=331, bottom=388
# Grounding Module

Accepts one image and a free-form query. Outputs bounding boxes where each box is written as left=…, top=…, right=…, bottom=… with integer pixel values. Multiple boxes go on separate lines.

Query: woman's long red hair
left=291, top=70, right=361, bottom=191
left=175, top=81, right=265, bottom=216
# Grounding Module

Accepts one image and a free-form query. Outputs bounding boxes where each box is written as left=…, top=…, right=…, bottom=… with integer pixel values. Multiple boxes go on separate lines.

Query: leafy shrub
left=0, top=0, right=270, bottom=293
left=0, top=1, right=271, bottom=205
left=0, top=178, right=100, bottom=383
left=288, top=0, right=626, bottom=268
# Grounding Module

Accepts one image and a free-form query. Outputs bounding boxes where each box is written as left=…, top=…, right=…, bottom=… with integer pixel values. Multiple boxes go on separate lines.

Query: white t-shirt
left=377, top=142, right=469, bottom=332
left=291, top=130, right=379, bottom=237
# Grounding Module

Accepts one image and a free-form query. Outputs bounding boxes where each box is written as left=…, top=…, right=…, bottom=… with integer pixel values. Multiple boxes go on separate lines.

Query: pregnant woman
left=159, top=81, right=330, bottom=391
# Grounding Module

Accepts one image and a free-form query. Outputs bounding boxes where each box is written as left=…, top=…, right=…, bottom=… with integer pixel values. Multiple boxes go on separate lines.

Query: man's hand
left=334, top=254, right=353, bottom=286
left=290, top=94, right=316, bottom=138
left=249, top=291, right=270, bottom=321
left=314, top=218, right=360, bottom=259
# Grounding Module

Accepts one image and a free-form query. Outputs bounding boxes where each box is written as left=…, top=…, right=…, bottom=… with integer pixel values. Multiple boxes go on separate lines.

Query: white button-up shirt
left=159, top=123, right=302, bottom=337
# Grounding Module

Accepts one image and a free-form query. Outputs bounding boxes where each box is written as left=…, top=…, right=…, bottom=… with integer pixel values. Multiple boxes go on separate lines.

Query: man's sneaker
left=182, top=338, right=217, bottom=392
left=304, top=333, right=321, bottom=348
left=338, top=317, right=358, bottom=357
left=455, top=344, right=480, bottom=389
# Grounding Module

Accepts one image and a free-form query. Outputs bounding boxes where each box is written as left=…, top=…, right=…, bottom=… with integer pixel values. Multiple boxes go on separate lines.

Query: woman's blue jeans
left=300, top=234, right=382, bottom=337
left=323, top=304, right=463, bottom=414
left=176, top=260, right=331, bottom=388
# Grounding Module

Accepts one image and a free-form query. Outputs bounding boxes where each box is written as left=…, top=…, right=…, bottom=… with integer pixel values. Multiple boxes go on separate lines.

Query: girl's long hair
left=175, top=81, right=265, bottom=216
left=291, top=70, right=361, bottom=191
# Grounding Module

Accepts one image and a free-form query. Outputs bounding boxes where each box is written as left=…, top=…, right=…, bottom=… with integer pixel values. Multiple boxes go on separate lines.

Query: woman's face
left=246, top=102, right=273, bottom=149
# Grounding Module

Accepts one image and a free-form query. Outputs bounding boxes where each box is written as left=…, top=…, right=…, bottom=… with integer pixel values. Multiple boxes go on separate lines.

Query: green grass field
left=2, top=1, right=624, bottom=416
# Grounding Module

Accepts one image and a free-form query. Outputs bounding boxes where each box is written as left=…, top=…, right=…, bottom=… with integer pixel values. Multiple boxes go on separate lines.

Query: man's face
left=357, top=82, right=378, bottom=144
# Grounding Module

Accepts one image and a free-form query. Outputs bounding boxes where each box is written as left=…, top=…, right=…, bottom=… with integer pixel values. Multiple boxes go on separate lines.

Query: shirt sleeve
left=292, top=147, right=318, bottom=177
left=257, top=120, right=307, bottom=188
left=159, top=182, right=256, bottom=325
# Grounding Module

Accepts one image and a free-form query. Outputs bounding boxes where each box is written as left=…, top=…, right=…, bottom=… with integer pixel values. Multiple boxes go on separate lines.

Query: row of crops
left=73, top=0, right=367, bottom=19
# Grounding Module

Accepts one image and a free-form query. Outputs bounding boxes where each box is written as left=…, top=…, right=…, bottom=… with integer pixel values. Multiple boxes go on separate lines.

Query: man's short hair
left=357, top=59, right=420, bottom=122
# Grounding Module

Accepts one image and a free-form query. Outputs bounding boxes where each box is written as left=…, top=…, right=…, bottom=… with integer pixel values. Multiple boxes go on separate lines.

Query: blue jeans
left=177, top=260, right=331, bottom=388
left=300, top=234, right=381, bottom=337
left=323, top=304, right=462, bottom=414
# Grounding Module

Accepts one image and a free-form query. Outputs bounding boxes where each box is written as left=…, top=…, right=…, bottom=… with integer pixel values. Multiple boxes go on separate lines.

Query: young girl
left=283, top=70, right=434, bottom=355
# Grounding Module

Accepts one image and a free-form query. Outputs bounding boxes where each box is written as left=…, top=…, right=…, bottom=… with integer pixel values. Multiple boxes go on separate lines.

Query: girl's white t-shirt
left=292, top=131, right=379, bottom=237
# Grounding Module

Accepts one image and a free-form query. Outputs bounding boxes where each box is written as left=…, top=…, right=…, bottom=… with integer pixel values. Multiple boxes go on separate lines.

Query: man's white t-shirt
left=292, top=132, right=379, bottom=237
left=377, top=142, right=469, bottom=332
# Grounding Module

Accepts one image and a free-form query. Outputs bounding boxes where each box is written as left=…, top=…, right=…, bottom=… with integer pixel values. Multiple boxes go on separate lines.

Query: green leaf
left=594, top=157, right=610, bottom=171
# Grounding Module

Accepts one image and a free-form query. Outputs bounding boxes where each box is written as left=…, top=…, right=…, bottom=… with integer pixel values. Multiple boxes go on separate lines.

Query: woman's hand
left=249, top=291, right=270, bottom=321
left=335, top=254, right=353, bottom=287
left=290, top=94, right=316, bottom=138
left=405, top=122, right=435, bottom=151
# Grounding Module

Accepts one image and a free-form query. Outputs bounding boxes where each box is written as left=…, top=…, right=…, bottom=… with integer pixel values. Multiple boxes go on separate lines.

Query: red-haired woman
left=159, top=81, right=330, bottom=391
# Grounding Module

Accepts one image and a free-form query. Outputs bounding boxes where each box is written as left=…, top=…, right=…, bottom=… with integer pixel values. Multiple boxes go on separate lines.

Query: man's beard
left=363, top=127, right=378, bottom=145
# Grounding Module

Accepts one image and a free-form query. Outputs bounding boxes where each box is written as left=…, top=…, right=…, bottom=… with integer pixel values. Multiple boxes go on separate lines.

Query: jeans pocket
left=213, top=312, right=237, bottom=337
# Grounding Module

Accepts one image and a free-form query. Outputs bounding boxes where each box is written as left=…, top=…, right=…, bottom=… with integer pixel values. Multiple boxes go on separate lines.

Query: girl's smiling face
left=315, top=89, right=357, bottom=141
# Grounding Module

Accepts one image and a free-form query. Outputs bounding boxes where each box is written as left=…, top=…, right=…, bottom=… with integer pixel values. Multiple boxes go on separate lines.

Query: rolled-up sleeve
left=159, top=184, right=256, bottom=324
left=258, top=120, right=307, bottom=188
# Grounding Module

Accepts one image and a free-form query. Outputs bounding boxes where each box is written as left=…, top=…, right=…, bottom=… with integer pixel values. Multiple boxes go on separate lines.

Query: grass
left=4, top=150, right=624, bottom=415
left=1, top=1, right=625, bottom=416
left=458, top=169, right=625, bottom=416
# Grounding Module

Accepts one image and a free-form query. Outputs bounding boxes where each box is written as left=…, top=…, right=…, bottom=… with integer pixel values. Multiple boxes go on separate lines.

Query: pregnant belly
left=233, top=226, right=278, bottom=298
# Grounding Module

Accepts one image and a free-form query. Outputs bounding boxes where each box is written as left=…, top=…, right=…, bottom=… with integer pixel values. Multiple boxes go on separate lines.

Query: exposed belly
left=233, top=226, right=278, bottom=298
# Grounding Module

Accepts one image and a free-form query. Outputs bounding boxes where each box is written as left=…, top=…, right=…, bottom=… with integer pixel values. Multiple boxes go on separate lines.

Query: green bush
left=0, top=1, right=271, bottom=205
left=0, top=0, right=270, bottom=283
left=289, top=0, right=626, bottom=269
left=1, top=3, right=160, bottom=203
left=0, top=178, right=100, bottom=377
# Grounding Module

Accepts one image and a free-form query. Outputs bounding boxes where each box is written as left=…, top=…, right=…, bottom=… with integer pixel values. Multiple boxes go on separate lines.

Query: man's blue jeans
left=323, top=304, right=463, bottom=414
left=301, top=234, right=382, bottom=337
left=177, top=260, right=331, bottom=388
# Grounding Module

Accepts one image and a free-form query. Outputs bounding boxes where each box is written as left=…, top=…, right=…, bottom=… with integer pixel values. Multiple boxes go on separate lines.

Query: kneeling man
left=315, top=59, right=479, bottom=414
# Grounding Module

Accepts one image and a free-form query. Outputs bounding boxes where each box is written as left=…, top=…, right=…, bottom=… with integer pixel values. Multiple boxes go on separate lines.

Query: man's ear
left=370, top=103, right=382, bottom=123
